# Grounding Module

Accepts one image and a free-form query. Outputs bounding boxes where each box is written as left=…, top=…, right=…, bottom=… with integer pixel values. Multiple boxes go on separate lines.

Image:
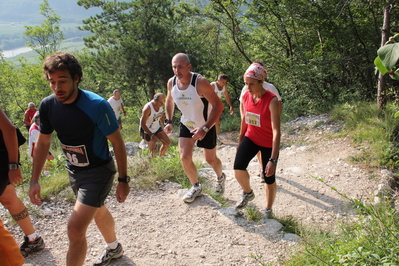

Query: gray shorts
left=69, top=160, right=116, bottom=207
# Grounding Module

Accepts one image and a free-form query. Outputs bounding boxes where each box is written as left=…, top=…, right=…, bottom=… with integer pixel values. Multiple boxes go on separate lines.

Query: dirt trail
left=2, top=114, right=379, bottom=266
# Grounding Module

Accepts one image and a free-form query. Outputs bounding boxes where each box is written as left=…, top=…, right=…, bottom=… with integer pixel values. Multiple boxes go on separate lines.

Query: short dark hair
left=218, top=74, right=228, bottom=80
left=43, top=52, right=83, bottom=84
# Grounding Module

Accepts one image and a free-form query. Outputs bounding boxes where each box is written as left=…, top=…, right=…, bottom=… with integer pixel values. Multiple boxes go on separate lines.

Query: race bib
left=246, top=111, right=261, bottom=127
left=183, top=120, right=196, bottom=131
left=61, top=143, right=90, bottom=167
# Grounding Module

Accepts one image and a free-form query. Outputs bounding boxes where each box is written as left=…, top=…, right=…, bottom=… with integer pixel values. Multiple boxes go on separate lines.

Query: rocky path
left=2, top=114, right=380, bottom=266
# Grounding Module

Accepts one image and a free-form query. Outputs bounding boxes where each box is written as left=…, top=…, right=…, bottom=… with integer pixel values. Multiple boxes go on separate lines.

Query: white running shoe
left=182, top=184, right=202, bottom=203
left=93, top=243, right=124, bottom=266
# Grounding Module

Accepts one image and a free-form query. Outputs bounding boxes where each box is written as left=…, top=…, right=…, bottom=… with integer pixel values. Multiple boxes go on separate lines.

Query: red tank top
left=243, top=90, right=276, bottom=147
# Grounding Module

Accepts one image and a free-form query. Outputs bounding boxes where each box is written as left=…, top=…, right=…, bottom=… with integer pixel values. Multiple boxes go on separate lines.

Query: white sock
left=107, top=240, right=119, bottom=250
left=27, top=232, right=39, bottom=242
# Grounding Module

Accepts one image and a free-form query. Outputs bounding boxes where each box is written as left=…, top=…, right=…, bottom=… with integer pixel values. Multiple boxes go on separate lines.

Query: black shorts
left=0, top=150, right=14, bottom=196
left=179, top=123, right=217, bottom=149
left=69, top=160, right=116, bottom=208
left=234, top=136, right=276, bottom=184
left=0, top=168, right=9, bottom=197
left=140, top=127, right=163, bottom=141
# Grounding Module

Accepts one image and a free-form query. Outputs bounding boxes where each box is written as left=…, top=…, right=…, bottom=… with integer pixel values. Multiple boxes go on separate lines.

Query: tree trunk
left=377, top=1, right=393, bottom=109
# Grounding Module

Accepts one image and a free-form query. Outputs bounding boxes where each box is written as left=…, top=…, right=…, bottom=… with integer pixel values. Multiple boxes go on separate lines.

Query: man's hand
left=116, top=182, right=130, bottom=203
left=164, top=123, right=172, bottom=134
left=29, top=183, right=43, bottom=206
left=190, top=127, right=207, bottom=141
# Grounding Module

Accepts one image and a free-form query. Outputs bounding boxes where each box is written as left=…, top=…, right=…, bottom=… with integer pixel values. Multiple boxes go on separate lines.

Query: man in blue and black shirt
left=28, top=52, right=130, bottom=266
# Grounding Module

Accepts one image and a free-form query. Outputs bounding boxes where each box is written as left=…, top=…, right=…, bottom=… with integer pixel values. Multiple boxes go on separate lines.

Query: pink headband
left=244, top=63, right=267, bottom=80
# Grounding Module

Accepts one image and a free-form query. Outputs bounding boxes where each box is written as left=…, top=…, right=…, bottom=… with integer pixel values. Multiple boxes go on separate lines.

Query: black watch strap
left=164, top=119, right=172, bottom=124
left=268, top=158, right=278, bottom=164
left=118, top=176, right=131, bottom=183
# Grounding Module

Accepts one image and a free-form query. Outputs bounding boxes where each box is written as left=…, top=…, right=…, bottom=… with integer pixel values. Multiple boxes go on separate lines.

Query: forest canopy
left=1, top=0, right=398, bottom=124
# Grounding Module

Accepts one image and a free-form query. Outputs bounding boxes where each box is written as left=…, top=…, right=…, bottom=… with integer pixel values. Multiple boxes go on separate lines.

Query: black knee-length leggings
left=233, top=136, right=276, bottom=184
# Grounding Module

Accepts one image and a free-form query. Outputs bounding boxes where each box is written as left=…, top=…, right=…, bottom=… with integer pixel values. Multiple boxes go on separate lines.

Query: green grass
left=245, top=205, right=263, bottom=222
left=270, top=102, right=399, bottom=265
left=331, top=101, right=399, bottom=169
left=39, top=173, right=71, bottom=201
left=279, top=172, right=399, bottom=266
left=219, top=110, right=241, bottom=132
left=283, top=198, right=399, bottom=266
left=129, top=146, right=197, bottom=190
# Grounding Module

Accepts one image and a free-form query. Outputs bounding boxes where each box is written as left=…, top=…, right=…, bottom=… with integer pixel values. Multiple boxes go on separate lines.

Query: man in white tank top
left=140, top=93, right=171, bottom=157
left=107, top=89, right=127, bottom=130
left=164, top=53, right=225, bottom=203
left=210, top=74, right=234, bottom=136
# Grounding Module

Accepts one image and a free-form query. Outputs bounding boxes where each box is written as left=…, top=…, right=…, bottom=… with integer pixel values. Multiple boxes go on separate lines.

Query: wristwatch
left=118, top=176, right=131, bottom=183
left=268, top=158, right=278, bottom=164
left=8, top=163, right=20, bottom=170
left=201, top=125, right=209, bottom=133
left=164, top=119, right=173, bottom=125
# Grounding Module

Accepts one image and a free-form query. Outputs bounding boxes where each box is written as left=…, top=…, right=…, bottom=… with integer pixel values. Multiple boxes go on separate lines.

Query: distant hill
left=0, top=0, right=101, bottom=51
left=0, top=0, right=101, bottom=24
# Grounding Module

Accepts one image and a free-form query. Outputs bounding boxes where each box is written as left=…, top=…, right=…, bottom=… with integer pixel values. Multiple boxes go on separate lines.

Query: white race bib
left=245, top=111, right=261, bottom=127
left=61, top=143, right=90, bottom=167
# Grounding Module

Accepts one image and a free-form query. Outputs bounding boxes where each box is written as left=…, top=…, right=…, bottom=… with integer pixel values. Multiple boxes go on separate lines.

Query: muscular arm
left=239, top=102, right=244, bottom=120
left=164, top=79, right=175, bottom=134
left=238, top=111, right=248, bottom=144
left=265, top=97, right=281, bottom=176
left=23, top=112, right=31, bottom=127
left=121, top=103, right=126, bottom=117
left=106, top=130, right=130, bottom=203
left=278, top=101, right=283, bottom=117
left=238, top=99, right=247, bottom=144
left=223, top=86, right=234, bottom=114
left=160, top=113, right=165, bottom=126
left=29, top=132, right=52, bottom=205
left=140, top=105, right=153, bottom=136
left=269, top=97, right=281, bottom=159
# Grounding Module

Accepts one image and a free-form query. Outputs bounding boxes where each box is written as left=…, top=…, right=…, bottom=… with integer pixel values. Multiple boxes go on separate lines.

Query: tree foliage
left=2, top=0, right=398, bottom=120
left=24, top=0, right=64, bottom=60
left=0, top=54, right=49, bottom=126
left=240, top=0, right=388, bottom=115
left=77, top=0, right=181, bottom=106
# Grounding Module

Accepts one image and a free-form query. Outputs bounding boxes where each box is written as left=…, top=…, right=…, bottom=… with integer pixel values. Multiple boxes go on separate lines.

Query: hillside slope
left=3, top=114, right=380, bottom=266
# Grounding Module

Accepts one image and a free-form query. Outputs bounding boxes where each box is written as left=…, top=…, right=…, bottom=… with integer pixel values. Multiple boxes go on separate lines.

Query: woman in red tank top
left=233, top=62, right=281, bottom=217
